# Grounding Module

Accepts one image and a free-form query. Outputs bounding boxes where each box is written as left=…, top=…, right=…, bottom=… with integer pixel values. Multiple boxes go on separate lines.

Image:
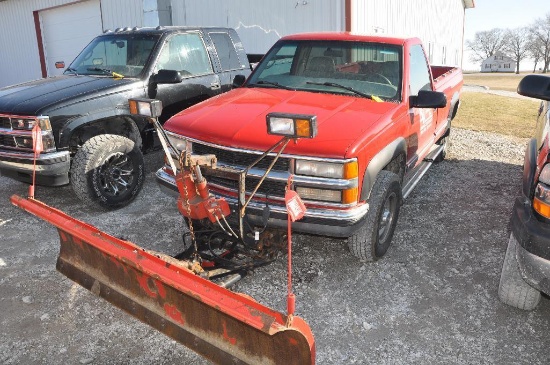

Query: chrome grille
left=193, top=143, right=290, bottom=171
left=192, top=142, right=290, bottom=198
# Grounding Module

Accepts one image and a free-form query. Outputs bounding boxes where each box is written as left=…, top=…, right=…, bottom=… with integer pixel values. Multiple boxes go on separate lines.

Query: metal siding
left=0, top=0, right=144, bottom=88
left=170, top=0, right=345, bottom=55
left=100, top=0, right=143, bottom=30
left=0, top=0, right=72, bottom=88
left=353, top=0, right=466, bottom=66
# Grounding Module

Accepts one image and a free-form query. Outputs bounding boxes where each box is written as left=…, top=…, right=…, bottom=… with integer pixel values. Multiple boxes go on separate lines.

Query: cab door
left=151, top=32, right=221, bottom=122
left=407, top=44, right=438, bottom=166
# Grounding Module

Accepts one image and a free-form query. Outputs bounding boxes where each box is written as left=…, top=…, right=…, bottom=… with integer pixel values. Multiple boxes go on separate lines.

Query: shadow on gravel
left=1, top=153, right=549, bottom=365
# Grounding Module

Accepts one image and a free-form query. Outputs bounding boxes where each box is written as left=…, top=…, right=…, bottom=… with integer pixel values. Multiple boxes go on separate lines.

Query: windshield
left=66, top=34, right=160, bottom=78
left=248, top=40, right=402, bottom=101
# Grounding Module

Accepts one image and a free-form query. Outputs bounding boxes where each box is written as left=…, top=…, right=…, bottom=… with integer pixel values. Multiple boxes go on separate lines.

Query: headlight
left=166, top=133, right=189, bottom=152
left=14, top=132, right=56, bottom=152
left=295, top=160, right=358, bottom=179
left=534, top=164, right=550, bottom=218
left=266, top=113, right=317, bottom=138
left=11, top=116, right=51, bottom=131
left=129, top=98, right=163, bottom=118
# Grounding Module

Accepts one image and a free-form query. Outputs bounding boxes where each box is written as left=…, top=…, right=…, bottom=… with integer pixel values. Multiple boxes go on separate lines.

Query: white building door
left=39, top=0, right=103, bottom=77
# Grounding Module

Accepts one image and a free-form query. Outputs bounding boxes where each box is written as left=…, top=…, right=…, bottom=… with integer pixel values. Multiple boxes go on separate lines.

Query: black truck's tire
left=347, top=170, right=402, bottom=261
left=71, top=134, right=145, bottom=209
left=498, top=233, right=541, bottom=310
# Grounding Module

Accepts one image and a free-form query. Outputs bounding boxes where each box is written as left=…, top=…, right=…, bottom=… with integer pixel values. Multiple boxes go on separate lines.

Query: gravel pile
left=1, top=127, right=549, bottom=364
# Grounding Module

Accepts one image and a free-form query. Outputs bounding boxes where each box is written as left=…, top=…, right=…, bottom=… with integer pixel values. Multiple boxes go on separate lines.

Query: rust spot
left=154, top=279, right=167, bottom=299
left=289, top=337, right=298, bottom=346
left=222, top=320, right=237, bottom=345
left=136, top=274, right=158, bottom=298
left=164, top=303, right=186, bottom=325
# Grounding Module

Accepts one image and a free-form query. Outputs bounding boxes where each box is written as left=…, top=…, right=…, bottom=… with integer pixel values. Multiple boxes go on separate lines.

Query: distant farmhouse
left=481, top=52, right=515, bottom=72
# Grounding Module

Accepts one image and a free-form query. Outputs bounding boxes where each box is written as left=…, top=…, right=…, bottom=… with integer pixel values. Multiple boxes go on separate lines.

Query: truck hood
left=0, top=75, right=138, bottom=116
left=165, top=88, right=398, bottom=159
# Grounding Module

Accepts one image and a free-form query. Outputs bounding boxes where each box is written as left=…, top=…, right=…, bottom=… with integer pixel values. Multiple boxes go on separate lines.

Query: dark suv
left=499, top=74, right=550, bottom=310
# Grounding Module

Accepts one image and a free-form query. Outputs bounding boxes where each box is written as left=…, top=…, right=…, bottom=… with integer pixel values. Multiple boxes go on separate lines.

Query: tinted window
left=409, top=44, right=432, bottom=95
left=68, top=34, right=158, bottom=77
left=156, top=33, right=213, bottom=76
left=209, top=32, right=242, bottom=71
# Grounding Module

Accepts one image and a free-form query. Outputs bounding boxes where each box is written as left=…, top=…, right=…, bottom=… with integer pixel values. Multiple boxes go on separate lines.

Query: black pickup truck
left=0, top=26, right=251, bottom=208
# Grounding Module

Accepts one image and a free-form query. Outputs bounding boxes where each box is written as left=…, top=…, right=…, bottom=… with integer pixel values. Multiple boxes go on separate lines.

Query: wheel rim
left=98, top=152, right=134, bottom=197
left=378, top=191, right=397, bottom=243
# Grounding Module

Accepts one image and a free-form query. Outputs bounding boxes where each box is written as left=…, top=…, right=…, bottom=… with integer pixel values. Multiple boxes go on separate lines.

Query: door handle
left=211, top=82, right=221, bottom=90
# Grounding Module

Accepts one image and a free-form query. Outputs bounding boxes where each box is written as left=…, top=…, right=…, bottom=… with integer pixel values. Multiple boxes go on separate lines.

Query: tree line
left=467, top=12, right=550, bottom=73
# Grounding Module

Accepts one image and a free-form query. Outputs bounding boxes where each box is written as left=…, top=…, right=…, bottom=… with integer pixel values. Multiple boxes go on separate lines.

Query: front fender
left=360, top=137, right=406, bottom=201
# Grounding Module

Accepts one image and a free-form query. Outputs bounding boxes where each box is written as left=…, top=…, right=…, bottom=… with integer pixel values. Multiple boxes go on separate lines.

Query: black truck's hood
left=0, top=75, right=139, bottom=116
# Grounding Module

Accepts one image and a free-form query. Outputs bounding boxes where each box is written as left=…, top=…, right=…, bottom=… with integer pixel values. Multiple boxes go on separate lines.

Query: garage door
left=39, top=0, right=103, bottom=77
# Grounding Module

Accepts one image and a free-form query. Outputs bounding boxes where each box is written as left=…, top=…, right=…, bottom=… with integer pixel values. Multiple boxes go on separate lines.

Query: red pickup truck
left=156, top=32, right=463, bottom=261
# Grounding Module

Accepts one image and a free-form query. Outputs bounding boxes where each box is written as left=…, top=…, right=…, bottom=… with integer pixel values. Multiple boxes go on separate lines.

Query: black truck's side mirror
left=151, top=69, right=183, bottom=85
left=410, top=90, right=447, bottom=108
left=232, top=74, right=246, bottom=88
left=518, top=74, right=550, bottom=101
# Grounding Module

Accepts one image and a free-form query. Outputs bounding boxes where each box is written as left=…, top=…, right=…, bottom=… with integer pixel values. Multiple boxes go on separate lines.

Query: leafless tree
left=527, top=35, right=544, bottom=72
left=503, top=27, right=530, bottom=74
left=466, top=28, right=506, bottom=63
left=530, top=13, right=550, bottom=73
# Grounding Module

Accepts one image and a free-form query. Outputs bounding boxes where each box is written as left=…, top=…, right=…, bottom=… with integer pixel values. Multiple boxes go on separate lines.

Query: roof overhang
left=463, top=0, right=475, bottom=9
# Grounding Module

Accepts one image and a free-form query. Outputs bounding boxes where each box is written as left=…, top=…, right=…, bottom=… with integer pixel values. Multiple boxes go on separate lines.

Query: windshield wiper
left=250, top=80, right=295, bottom=91
left=65, top=67, right=79, bottom=76
left=306, top=81, right=374, bottom=100
left=87, top=67, right=124, bottom=79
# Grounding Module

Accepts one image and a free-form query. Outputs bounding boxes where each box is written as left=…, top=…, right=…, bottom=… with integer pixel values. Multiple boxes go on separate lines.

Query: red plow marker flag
left=29, top=122, right=43, bottom=198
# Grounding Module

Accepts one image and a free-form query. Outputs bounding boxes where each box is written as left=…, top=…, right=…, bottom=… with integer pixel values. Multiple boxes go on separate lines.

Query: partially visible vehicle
left=499, top=74, right=550, bottom=310
left=0, top=26, right=251, bottom=208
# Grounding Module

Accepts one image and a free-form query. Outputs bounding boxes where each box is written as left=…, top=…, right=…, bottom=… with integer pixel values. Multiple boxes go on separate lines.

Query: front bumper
left=510, top=196, right=550, bottom=295
left=156, top=168, right=369, bottom=238
left=0, top=149, right=70, bottom=186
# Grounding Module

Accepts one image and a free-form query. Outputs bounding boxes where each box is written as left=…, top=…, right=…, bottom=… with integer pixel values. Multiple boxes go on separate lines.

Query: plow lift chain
left=155, top=116, right=288, bottom=288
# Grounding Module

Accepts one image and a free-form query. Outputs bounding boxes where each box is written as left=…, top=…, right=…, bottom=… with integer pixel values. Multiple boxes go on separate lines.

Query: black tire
left=71, top=134, right=145, bottom=209
left=434, top=134, right=449, bottom=163
left=347, top=170, right=402, bottom=261
left=498, top=233, right=541, bottom=310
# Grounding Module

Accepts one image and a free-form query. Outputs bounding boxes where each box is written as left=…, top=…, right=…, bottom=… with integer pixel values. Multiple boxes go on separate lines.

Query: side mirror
left=518, top=74, right=550, bottom=101
left=410, top=90, right=447, bottom=108
left=232, top=74, right=246, bottom=88
left=151, top=69, right=183, bottom=85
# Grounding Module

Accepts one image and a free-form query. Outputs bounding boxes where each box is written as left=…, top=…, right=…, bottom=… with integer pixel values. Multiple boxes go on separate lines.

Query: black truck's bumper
left=0, top=149, right=70, bottom=186
left=509, top=196, right=550, bottom=295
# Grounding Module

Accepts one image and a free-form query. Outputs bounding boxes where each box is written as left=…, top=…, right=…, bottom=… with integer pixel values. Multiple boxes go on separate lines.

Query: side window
left=155, top=33, right=213, bottom=76
left=409, top=44, right=432, bottom=96
left=209, top=32, right=242, bottom=71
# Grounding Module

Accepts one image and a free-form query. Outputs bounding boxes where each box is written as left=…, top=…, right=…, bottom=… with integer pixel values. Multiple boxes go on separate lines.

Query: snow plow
left=10, top=98, right=316, bottom=364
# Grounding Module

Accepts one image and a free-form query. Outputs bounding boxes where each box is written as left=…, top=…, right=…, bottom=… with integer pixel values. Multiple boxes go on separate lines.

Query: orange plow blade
left=11, top=195, right=315, bottom=365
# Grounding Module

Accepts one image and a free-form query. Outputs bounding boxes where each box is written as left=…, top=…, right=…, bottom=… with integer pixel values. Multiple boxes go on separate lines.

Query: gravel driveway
left=1, top=127, right=549, bottom=364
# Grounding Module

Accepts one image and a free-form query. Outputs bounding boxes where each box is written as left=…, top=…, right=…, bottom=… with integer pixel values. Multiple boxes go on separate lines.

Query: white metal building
left=0, top=0, right=475, bottom=88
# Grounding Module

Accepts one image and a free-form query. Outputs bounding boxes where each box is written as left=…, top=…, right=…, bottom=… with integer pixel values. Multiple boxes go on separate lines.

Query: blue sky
left=463, top=0, right=550, bottom=70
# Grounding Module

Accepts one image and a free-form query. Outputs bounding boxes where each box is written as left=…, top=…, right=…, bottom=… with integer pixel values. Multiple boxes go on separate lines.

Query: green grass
left=453, top=91, right=540, bottom=138
left=463, top=73, right=525, bottom=92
